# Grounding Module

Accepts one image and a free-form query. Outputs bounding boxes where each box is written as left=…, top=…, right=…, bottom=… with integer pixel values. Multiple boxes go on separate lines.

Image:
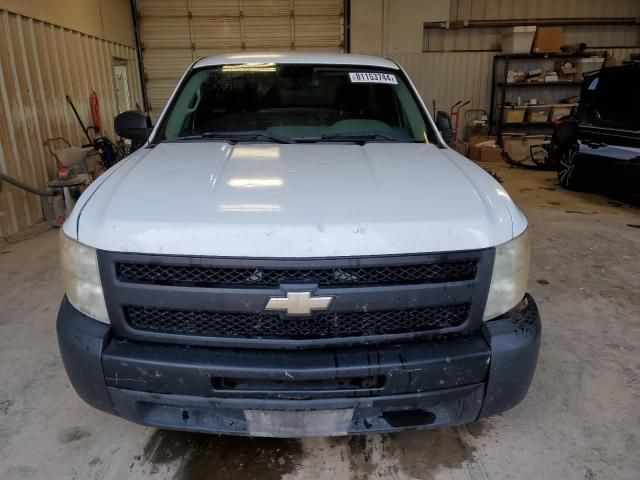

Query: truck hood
left=71, top=142, right=526, bottom=257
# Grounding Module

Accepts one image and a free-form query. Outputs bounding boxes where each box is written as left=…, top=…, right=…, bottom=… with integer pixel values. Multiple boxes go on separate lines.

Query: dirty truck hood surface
left=75, top=142, right=522, bottom=257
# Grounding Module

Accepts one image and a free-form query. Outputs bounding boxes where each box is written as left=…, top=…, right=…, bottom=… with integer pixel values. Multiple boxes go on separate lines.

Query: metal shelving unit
left=489, top=52, right=607, bottom=144
left=496, top=80, right=583, bottom=88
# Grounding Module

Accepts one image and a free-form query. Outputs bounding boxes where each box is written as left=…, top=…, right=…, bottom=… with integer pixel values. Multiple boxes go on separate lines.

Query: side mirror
left=114, top=110, right=151, bottom=142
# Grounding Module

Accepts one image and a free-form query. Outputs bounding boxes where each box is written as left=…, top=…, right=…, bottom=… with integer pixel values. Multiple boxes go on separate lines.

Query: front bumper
left=57, top=295, right=541, bottom=436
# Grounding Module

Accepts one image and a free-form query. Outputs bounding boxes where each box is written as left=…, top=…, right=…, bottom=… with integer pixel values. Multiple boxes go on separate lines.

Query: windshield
left=154, top=63, right=436, bottom=144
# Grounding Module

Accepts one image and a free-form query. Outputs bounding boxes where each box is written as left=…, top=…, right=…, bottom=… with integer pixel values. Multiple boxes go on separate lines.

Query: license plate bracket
left=244, top=409, right=354, bottom=437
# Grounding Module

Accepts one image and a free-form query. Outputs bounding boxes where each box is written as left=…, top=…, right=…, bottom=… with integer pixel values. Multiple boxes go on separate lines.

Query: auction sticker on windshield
left=349, top=72, right=397, bottom=84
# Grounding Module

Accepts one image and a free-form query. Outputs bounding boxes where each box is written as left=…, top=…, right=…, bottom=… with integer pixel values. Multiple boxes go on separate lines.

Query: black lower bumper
left=57, top=295, right=541, bottom=436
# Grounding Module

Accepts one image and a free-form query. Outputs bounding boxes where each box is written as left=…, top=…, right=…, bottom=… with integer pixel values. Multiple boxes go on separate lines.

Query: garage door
left=137, top=0, right=345, bottom=119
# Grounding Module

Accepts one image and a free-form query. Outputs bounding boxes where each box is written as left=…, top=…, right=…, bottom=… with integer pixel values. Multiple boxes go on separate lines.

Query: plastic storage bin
left=501, top=27, right=536, bottom=54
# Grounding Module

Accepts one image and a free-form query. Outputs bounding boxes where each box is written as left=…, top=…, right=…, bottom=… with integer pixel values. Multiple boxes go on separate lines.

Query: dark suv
left=551, top=63, right=640, bottom=193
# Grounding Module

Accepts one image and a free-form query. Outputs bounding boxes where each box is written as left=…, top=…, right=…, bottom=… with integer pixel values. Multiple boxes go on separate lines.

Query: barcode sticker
left=349, top=72, right=397, bottom=84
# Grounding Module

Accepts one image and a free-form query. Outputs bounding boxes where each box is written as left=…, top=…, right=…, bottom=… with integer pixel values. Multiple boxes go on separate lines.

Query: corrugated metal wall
left=425, top=25, right=640, bottom=52
left=448, top=0, right=639, bottom=21
left=0, top=9, right=143, bottom=238
left=391, top=0, right=640, bottom=136
left=391, top=48, right=640, bottom=123
left=137, top=0, right=345, bottom=119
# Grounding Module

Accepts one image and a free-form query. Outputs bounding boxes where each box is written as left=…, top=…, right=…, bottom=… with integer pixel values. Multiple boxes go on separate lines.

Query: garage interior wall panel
left=397, top=0, right=640, bottom=136
left=0, top=9, right=142, bottom=238
left=137, top=0, right=344, bottom=118
left=392, top=46, right=639, bottom=133
left=425, top=25, right=640, bottom=53
left=390, top=51, right=496, bottom=120
left=449, top=0, right=639, bottom=21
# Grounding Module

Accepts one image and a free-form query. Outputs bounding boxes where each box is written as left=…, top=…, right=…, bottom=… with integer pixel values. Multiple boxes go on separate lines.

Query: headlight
left=483, top=229, right=530, bottom=321
left=59, top=230, right=109, bottom=324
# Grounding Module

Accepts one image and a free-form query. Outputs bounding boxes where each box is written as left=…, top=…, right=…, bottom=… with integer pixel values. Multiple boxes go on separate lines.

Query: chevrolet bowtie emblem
left=265, top=291, right=334, bottom=316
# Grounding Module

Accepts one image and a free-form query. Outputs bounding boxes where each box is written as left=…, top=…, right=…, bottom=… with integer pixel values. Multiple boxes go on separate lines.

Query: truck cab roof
left=193, top=52, right=400, bottom=70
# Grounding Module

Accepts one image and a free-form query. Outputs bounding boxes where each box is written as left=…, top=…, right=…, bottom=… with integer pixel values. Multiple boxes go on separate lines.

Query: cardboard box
left=503, top=108, right=526, bottom=124
left=507, top=70, right=526, bottom=83
left=469, top=135, right=495, bottom=147
left=479, top=146, right=503, bottom=163
left=454, top=140, right=469, bottom=156
left=468, top=144, right=483, bottom=161
left=531, top=27, right=563, bottom=53
left=554, top=61, right=577, bottom=80
left=468, top=135, right=496, bottom=161
left=526, top=106, right=550, bottom=123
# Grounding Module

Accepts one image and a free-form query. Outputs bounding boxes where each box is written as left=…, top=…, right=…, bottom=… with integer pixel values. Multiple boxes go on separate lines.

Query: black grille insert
left=117, top=260, right=477, bottom=288
left=124, top=304, right=471, bottom=340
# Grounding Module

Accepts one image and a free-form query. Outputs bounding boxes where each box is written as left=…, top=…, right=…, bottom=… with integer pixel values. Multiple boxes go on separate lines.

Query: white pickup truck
left=57, top=53, right=540, bottom=437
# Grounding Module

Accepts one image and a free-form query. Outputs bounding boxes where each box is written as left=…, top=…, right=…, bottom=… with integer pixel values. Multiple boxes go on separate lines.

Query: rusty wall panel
left=0, top=9, right=142, bottom=238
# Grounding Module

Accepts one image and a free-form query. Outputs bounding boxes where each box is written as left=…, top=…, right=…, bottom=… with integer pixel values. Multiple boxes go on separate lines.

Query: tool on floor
left=66, top=94, right=120, bottom=170
left=442, top=100, right=471, bottom=154
left=66, top=95, right=93, bottom=146
left=89, top=90, right=103, bottom=135
left=501, top=136, right=554, bottom=171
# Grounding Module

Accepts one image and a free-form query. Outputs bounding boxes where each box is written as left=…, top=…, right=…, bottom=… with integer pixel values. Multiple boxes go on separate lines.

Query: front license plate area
left=244, top=409, right=354, bottom=437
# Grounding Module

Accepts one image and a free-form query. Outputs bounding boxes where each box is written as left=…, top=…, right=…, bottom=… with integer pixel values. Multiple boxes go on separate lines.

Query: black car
left=551, top=63, right=640, bottom=193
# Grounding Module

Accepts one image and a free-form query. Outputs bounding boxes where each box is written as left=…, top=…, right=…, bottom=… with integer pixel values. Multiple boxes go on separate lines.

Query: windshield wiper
left=173, top=130, right=295, bottom=144
left=315, top=132, right=422, bottom=144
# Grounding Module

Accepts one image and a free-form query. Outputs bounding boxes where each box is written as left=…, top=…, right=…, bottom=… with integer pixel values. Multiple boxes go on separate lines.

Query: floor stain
left=537, top=279, right=550, bottom=285
left=546, top=201, right=561, bottom=206
left=346, top=435, right=376, bottom=479
left=386, top=428, right=476, bottom=479
left=627, top=224, right=640, bottom=229
left=58, top=426, right=91, bottom=444
left=0, top=399, right=14, bottom=414
left=465, top=420, right=491, bottom=438
left=143, top=430, right=303, bottom=480
left=566, top=210, right=597, bottom=215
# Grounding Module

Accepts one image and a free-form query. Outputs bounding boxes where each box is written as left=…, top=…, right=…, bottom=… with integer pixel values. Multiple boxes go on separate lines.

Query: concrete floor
left=1, top=162, right=639, bottom=480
